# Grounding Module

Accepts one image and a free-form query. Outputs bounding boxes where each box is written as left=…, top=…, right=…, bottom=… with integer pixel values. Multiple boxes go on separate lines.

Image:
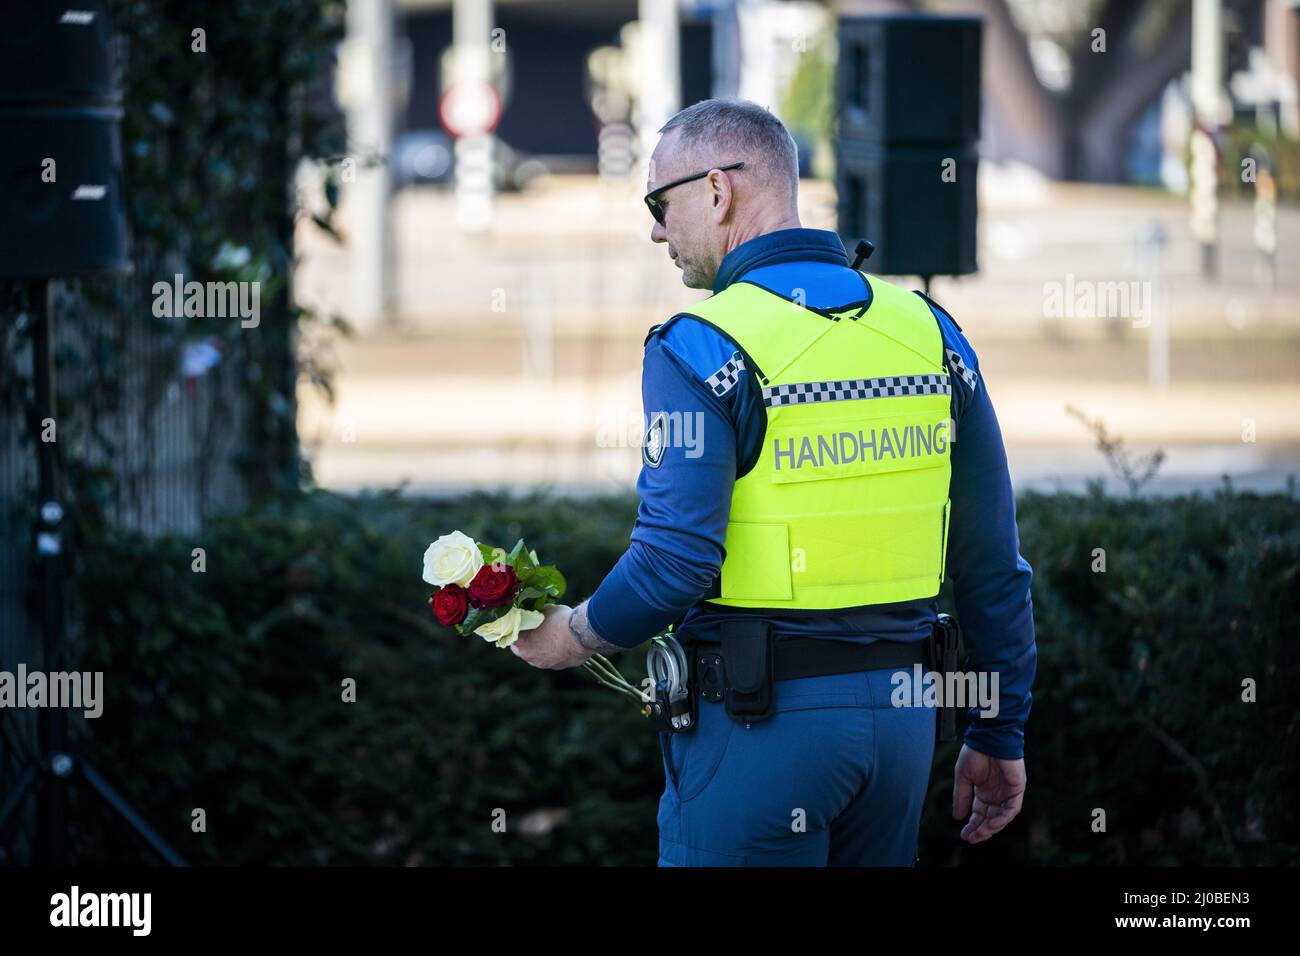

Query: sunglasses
left=644, top=161, right=745, bottom=226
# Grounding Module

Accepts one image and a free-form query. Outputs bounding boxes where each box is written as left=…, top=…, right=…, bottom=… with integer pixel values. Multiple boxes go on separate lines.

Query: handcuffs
left=642, top=634, right=697, bottom=734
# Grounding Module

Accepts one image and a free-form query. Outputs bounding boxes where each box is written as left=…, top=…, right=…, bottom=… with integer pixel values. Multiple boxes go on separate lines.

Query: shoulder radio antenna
left=850, top=239, right=874, bottom=270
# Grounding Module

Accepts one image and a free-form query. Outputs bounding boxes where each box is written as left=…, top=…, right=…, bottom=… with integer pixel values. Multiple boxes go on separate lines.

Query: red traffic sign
left=439, top=81, right=502, bottom=137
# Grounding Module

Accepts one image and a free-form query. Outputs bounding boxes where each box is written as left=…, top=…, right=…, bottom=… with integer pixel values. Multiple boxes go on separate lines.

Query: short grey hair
left=658, top=98, right=799, bottom=196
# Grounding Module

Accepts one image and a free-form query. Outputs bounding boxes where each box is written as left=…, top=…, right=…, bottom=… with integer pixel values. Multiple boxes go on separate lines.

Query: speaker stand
left=0, top=279, right=187, bottom=867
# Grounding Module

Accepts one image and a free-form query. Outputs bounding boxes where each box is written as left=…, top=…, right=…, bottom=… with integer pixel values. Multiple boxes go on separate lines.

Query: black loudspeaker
left=836, top=15, right=981, bottom=278
left=0, top=0, right=131, bottom=279
left=0, top=4, right=180, bottom=869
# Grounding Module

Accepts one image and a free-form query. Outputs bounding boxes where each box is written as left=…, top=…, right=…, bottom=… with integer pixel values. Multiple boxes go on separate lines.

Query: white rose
left=474, top=606, right=545, bottom=648
left=422, top=530, right=484, bottom=587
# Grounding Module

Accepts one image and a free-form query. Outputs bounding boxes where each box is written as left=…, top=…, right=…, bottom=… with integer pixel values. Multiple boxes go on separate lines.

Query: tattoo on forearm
left=568, top=603, right=622, bottom=656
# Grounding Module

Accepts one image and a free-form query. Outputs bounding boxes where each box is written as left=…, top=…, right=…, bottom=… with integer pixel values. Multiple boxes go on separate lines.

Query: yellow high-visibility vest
left=686, top=274, right=953, bottom=611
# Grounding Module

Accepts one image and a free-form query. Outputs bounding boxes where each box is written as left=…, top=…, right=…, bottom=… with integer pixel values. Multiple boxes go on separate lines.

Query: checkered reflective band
left=944, top=348, right=978, bottom=393
left=762, top=374, right=951, bottom=408
left=705, top=351, right=747, bottom=397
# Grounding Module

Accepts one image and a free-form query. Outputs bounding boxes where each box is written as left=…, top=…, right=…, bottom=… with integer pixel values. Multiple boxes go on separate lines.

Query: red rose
left=467, top=564, right=520, bottom=609
left=430, top=585, right=468, bottom=626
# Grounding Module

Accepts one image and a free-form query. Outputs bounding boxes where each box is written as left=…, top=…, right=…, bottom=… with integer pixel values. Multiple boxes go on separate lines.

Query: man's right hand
left=952, top=744, right=1026, bottom=844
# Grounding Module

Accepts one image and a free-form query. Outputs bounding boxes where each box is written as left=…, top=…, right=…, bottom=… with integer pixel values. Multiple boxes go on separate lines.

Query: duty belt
left=681, top=634, right=928, bottom=688
left=643, top=616, right=962, bottom=744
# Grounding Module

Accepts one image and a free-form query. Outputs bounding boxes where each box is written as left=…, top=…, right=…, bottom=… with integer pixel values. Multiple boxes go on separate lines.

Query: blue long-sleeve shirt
left=586, top=227, right=1037, bottom=760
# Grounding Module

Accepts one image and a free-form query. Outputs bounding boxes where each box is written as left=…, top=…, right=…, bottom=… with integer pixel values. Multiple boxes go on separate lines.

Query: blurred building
left=393, top=0, right=833, bottom=180
left=385, top=0, right=1300, bottom=187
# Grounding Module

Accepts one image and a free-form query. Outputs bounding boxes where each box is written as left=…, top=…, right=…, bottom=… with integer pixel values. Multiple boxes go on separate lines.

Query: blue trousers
left=656, top=667, right=936, bottom=866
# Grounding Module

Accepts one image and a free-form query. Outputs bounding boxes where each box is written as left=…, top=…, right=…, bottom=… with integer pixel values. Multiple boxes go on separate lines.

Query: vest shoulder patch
left=704, top=351, right=747, bottom=398
left=944, top=348, right=978, bottom=393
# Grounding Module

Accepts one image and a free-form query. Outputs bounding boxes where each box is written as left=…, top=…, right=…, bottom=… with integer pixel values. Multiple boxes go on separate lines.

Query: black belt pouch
left=928, top=616, right=961, bottom=744
left=719, top=619, right=774, bottom=723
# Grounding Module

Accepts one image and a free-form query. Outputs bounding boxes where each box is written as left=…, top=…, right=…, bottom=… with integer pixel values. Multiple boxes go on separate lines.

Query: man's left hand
left=510, top=604, right=594, bottom=670
left=952, top=744, right=1026, bottom=844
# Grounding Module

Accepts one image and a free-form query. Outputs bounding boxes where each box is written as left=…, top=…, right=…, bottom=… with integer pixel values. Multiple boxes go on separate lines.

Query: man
left=512, top=98, right=1036, bottom=866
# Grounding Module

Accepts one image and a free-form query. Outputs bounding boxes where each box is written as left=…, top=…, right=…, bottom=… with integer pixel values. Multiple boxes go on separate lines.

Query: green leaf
left=528, top=565, right=566, bottom=600
left=478, top=542, right=511, bottom=569
left=516, top=586, right=562, bottom=611
left=460, top=605, right=498, bottom=636
left=510, top=539, right=537, bottom=576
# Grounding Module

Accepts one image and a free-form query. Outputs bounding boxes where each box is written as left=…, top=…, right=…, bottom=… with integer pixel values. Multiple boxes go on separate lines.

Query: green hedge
left=68, top=485, right=1299, bottom=865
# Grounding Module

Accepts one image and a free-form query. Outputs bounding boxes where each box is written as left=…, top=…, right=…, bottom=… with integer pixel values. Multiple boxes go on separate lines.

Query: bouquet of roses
left=423, top=531, right=644, bottom=702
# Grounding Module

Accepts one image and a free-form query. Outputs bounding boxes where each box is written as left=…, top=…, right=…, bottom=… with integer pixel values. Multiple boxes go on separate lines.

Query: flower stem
left=582, top=658, right=645, bottom=703
left=586, top=654, right=627, bottom=685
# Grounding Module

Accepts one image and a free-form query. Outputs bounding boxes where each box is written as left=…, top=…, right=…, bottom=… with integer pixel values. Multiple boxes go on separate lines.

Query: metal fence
left=0, top=272, right=257, bottom=863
